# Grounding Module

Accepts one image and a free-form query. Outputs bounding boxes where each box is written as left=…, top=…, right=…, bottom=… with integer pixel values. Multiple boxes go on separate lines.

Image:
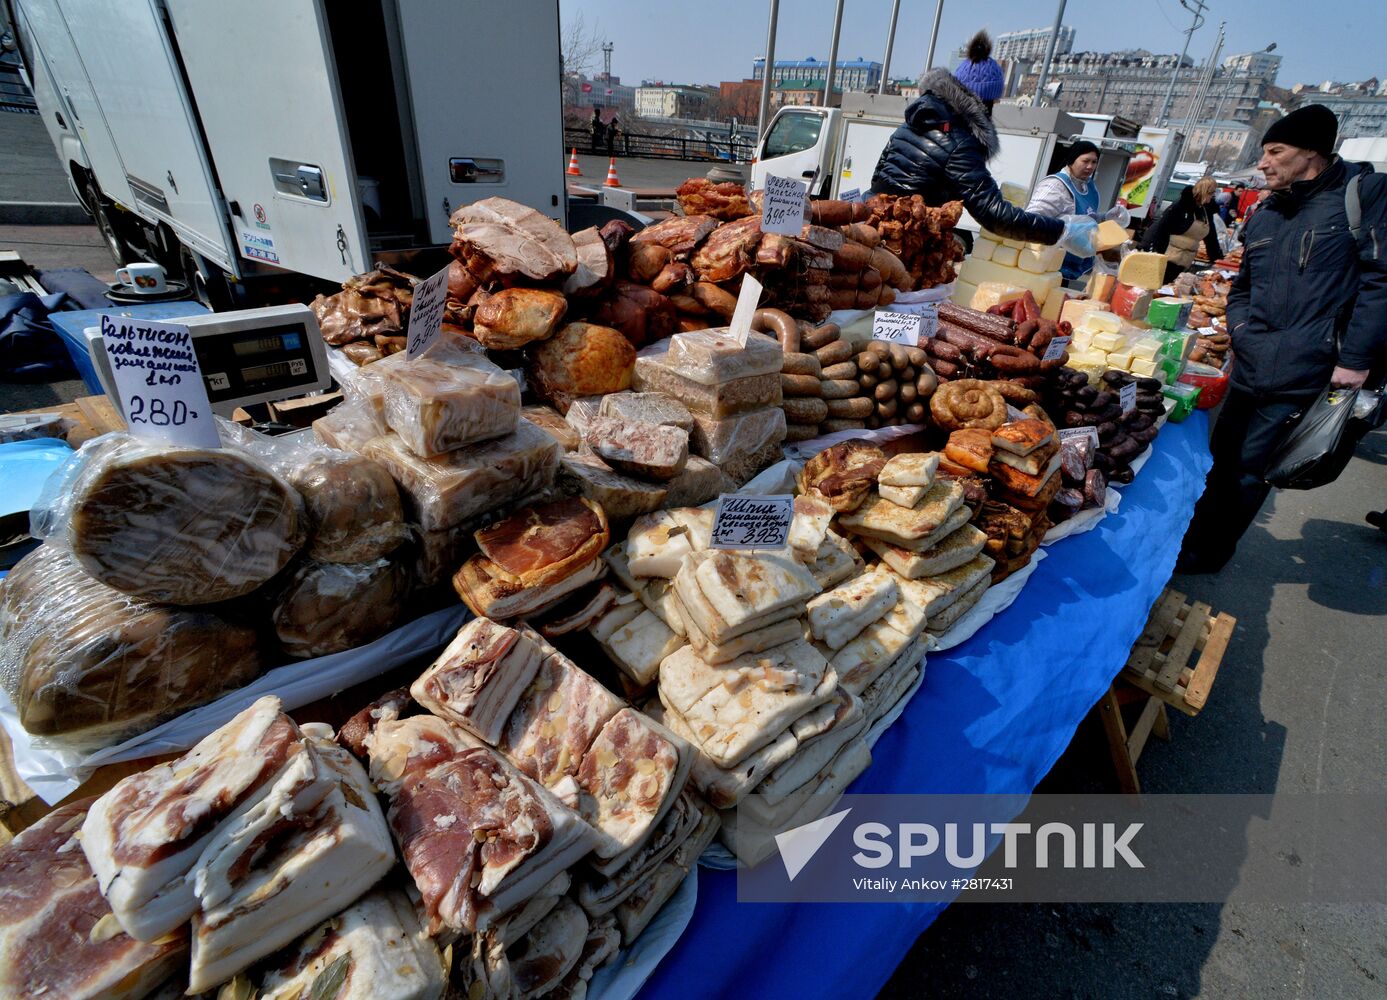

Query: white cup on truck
left=115, top=262, right=167, bottom=294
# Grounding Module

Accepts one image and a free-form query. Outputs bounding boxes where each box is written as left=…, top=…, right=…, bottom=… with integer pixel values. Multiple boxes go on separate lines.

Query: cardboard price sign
left=1043, top=336, right=1072, bottom=362
left=728, top=274, right=764, bottom=347
left=405, top=264, right=451, bottom=359
left=760, top=175, right=809, bottom=235
left=1120, top=381, right=1138, bottom=414
left=711, top=494, right=794, bottom=549
left=1058, top=426, right=1100, bottom=449
left=100, top=314, right=219, bottom=448
left=872, top=310, right=923, bottom=345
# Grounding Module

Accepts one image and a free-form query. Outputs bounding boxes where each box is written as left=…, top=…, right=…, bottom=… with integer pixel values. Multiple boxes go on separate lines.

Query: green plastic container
left=1162, top=382, right=1201, bottom=422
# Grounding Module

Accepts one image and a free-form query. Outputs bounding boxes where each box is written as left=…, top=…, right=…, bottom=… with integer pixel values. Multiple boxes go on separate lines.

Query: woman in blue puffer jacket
left=872, top=32, right=1095, bottom=253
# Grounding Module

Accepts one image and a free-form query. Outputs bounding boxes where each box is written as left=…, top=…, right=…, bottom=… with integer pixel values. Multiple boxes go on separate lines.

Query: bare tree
left=560, top=11, right=607, bottom=110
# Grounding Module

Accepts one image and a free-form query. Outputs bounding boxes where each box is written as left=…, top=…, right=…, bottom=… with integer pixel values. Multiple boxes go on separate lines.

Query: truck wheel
left=84, top=179, right=132, bottom=266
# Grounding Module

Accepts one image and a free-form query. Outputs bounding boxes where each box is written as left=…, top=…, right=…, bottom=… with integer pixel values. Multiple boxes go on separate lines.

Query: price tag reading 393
left=100, top=314, right=219, bottom=448
left=711, top=494, right=794, bottom=549
left=760, top=175, right=809, bottom=236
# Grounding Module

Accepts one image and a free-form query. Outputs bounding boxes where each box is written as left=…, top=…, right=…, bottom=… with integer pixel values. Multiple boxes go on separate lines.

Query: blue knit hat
left=955, top=30, right=1005, bottom=103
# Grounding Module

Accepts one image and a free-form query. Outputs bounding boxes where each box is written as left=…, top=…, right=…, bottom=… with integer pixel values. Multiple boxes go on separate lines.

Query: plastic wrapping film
left=362, top=418, right=561, bottom=532
left=332, top=331, right=487, bottom=426
left=632, top=341, right=782, bottom=418
left=0, top=543, right=264, bottom=751
left=312, top=397, right=385, bottom=453
left=380, top=351, right=521, bottom=457
left=268, top=555, right=410, bottom=658
left=220, top=421, right=409, bottom=564
left=664, top=329, right=783, bottom=385
left=687, top=407, right=786, bottom=468
left=30, top=432, right=305, bottom=606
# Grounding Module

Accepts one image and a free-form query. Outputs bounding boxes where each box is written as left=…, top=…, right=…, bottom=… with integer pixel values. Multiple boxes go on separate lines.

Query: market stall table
left=641, top=412, right=1213, bottom=999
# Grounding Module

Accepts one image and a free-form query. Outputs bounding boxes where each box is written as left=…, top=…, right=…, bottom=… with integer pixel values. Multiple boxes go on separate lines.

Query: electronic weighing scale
left=85, top=304, right=332, bottom=416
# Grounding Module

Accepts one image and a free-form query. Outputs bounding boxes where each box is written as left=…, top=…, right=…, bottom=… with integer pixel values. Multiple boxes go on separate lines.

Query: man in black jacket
left=871, top=68, right=1095, bottom=251
left=1178, top=105, right=1387, bottom=573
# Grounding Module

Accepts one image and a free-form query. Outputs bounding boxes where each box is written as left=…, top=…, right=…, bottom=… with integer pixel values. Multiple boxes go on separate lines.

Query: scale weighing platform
left=81, top=303, right=332, bottom=416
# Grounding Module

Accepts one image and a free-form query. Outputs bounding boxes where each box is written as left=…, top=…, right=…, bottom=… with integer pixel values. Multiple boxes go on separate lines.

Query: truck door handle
left=801, top=170, right=816, bottom=178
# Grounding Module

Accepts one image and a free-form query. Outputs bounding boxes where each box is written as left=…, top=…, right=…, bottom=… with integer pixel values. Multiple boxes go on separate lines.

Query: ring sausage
left=751, top=308, right=800, bottom=352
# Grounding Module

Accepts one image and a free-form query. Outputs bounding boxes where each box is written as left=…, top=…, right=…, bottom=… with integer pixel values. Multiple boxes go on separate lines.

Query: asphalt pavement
left=881, top=428, right=1387, bottom=999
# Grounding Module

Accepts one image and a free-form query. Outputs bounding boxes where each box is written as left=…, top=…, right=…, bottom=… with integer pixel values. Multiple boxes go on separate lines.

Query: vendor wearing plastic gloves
left=871, top=30, right=1097, bottom=262
left=1025, top=140, right=1102, bottom=279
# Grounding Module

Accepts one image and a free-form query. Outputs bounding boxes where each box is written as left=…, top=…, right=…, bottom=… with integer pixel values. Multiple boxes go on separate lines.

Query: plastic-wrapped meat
left=310, top=268, right=415, bottom=347
left=269, top=556, right=409, bottom=658
left=36, top=433, right=304, bottom=605
left=0, top=800, right=187, bottom=1000
left=1084, top=469, right=1108, bottom=508
left=250, top=887, right=446, bottom=1000
left=313, top=398, right=386, bottom=453
left=381, top=353, right=520, bottom=457
left=564, top=226, right=615, bottom=297
left=675, top=178, right=753, bottom=220
left=1059, top=442, right=1087, bottom=487
left=628, top=215, right=719, bottom=256
left=1049, top=487, right=1084, bottom=522
left=449, top=198, right=578, bottom=285
left=285, top=449, right=409, bottom=563
left=0, top=545, right=262, bottom=748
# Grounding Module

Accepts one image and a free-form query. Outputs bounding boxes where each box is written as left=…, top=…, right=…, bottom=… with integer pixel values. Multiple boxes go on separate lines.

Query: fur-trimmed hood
left=903, top=69, right=1001, bottom=161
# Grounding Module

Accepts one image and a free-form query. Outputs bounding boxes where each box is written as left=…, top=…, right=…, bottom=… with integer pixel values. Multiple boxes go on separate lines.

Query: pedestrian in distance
left=607, top=116, right=620, bottom=157
left=871, top=30, right=1097, bottom=257
left=1177, top=104, right=1387, bottom=574
left=590, top=107, right=604, bottom=152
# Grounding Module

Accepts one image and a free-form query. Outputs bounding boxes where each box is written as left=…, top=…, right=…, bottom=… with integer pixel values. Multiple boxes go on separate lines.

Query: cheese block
left=970, top=281, right=1026, bottom=311
left=1146, top=297, right=1193, bottom=331
left=1059, top=298, right=1108, bottom=327
left=1069, top=350, right=1109, bottom=368
left=1016, top=244, right=1064, bottom=273
left=1086, top=271, right=1117, bottom=303
left=1117, top=251, right=1167, bottom=290
left=971, top=238, right=997, bottom=262
left=1000, top=237, right=1025, bottom=250
left=951, top=279, right=979, bottom=307
left=1040, top=290, right=1065, bottom=321
left=1130, top=337, right=1163, bottom=362
left=1130, top=358, right=1159, bottom=377
left=1110, top=282, right=1153, bottom=322
left=1070, top=328, right=1094, bottom=351
left=978, top=229, right=1002, bottom=244
left=1090, top=330, right=1125, bottom=352
left=1093, top=219, right=1131, bottom=252
left=958, top=258, right=1053, bottom=305
left=1107, top=348, right=1134, bottom=370
left=991, top=244, right=1020, bottom=267
left=1077, top=310, right=1122, bottom=336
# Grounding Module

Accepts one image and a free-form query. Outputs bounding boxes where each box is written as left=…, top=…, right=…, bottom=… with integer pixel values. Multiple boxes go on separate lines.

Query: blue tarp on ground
left=643, top=413, right=1213, bottom=999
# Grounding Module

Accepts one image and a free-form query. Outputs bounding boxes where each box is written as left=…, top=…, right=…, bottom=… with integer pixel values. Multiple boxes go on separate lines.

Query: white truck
left=8, top=0, right=567, bottom=305
left=750, top=95, right=1134, bottom=244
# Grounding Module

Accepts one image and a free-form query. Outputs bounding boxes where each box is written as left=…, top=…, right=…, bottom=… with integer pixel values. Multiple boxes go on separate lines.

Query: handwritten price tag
left=100, top=314, right=219, bottom=448
left=1119, top=381, right=1138, bottom=414
left=1058, top=426, right=1100, bottom=448
left=406, top=264, right=450, bottom=359
left=711, top=494, right=794, bottom=549
left=839, top=187, right=862, bottom=202
left=1043, top=336, right=1072, bottom=362
left=872, top=310, right=923, bottom=345
left=760, top=175, right=808, bottom=236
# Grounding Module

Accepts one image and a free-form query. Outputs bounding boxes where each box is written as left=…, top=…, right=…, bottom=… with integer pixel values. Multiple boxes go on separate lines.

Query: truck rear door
left=44, top=0, right=237, bottom=272
left=833, top=119, right=894, bottom=198
left=164, top=0, right=370, bottom=281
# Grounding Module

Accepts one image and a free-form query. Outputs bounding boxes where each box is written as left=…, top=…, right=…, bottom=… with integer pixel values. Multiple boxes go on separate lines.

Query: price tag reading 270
left=100, top=314, right=219, bottom=448
left=711, top=494, right=795, bottom=549
left=760, top=175, right=809, bottom=235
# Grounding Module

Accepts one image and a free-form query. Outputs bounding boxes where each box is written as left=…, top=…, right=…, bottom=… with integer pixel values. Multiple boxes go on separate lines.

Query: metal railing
left=564, top=127, right=756, bottom=163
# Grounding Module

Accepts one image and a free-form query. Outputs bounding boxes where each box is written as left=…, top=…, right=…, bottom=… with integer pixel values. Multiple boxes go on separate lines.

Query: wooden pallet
left=1095, top=587, right=1236, bottom=794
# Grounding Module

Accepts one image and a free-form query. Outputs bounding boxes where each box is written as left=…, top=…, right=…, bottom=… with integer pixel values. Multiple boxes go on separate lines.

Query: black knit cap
left=1065, top=140, right=1100, bottom=166
left=1262, top=104, right=1338, bottom=157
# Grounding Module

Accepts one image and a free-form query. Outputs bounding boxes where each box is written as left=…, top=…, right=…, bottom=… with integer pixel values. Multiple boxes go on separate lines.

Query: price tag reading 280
left=100, top=314, right=219, bottom=448
left=711, top=494, right=795, bottom=549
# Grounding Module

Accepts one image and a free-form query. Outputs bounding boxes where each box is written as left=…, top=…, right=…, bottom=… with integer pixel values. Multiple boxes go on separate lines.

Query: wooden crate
left=1095, top=587, right=1236, bottom=794
left=1121, top=588, right=1236, bottom=716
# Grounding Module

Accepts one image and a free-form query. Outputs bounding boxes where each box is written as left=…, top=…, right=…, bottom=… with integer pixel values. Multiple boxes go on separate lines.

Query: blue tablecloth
left=643, top=414, right=1213, bottom=999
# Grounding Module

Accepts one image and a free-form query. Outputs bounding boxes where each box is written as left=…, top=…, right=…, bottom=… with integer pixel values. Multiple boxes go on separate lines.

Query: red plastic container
left=1179, top=353, right=1234, bottom=410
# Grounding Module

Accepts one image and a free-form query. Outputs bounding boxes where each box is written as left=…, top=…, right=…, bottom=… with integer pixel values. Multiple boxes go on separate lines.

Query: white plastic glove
left=1058, top=214, right=1098, bottom=257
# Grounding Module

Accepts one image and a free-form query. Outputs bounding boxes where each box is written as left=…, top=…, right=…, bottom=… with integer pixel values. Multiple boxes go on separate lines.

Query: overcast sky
left=563, top=0, right=1384, bottom=91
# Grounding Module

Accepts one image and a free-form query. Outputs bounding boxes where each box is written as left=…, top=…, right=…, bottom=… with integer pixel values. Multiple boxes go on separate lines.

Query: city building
left=1293, top=90, right=1387, bottom=141
left=635, top=83, right=713, bottom=119
left=1223, top=50, right=1282, bottom=86
left=1017, top=50, right=1274, bottom=126
left=752, top=56, right=881, bottom=92
left=771, top=79, right=843, bottom=108
left=717, top=79, right=762, bottom=121
left=994, top=25, right=1075, bottom=63
left=1182, top=119, right=1258, bottom=168
left=566, top=73, right=635, bottom=111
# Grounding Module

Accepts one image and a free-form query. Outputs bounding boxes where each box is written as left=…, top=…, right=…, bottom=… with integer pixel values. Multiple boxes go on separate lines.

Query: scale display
left=197, top=325, right=315, bottom=403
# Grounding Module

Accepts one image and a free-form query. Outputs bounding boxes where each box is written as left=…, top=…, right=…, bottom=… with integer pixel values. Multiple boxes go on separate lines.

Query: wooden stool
left=1094, top=587, right=1236, bottom=793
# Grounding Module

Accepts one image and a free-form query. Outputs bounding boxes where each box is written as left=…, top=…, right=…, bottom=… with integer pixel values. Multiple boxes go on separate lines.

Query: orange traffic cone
left=566, top=148, right=582, bottom=176
left=604, top=156, right=621, bottom=188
